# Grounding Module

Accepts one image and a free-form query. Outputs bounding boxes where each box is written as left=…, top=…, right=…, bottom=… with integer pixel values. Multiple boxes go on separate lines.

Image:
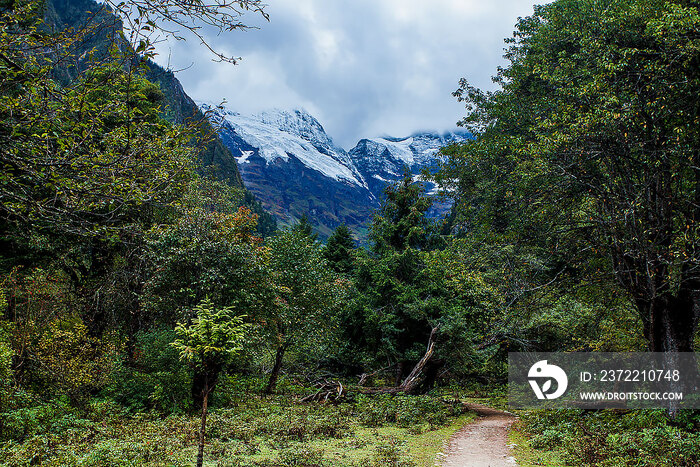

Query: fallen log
left=358, top=362, right=397, bottom=386
left=301, top=327, right=440, bottom=401
left=360, top=326, right=439, bottom=395
left=300, top=379, right=346, bottom=402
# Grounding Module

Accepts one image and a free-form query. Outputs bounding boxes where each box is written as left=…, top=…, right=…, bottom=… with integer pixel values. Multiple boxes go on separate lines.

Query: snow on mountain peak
left=347, top=131, right=470, bottom=178
left=200, top=103, right=365, bottom=188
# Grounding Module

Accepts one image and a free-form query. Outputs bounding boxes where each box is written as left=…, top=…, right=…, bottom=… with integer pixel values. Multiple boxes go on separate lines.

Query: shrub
left=276, top=446, right=327, bottom=466
left=103, top=328, right=192, bottom=413
left=355, top=394, right=457, bottom=428
left=522, top=409, right=700, bottom=467
left=34, top=317, right=120, bottom=405
left=370, top=438, right=416, bottom=467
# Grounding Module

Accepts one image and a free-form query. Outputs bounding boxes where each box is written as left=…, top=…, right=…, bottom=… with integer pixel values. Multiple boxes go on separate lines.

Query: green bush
left=369, top=438, right=416, bottom=467
left=208, top=401, right=350, bottom=442
left=275, top=446, right=327, bottom=466
left=523, top=409, right=700, bottom=467
left=103, top=329, right=192, bottom=413
left=0, top=396, right=75, bottom=442
left=355, top=394, right=457, bottom=428
left=602, top=426, right=700, bottom=467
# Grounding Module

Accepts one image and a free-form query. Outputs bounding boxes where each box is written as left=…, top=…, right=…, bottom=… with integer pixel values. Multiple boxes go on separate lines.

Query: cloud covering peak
left=153, top=0, right=548, bottom=148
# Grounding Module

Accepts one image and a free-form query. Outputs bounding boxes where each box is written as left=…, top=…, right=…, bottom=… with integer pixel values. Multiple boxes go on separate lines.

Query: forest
left=1, top=0, right=699, bottom=465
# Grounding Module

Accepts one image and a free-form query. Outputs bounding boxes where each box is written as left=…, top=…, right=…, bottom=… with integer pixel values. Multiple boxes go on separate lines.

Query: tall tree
left=264, top=224, right=346, bottom=393
left=370, top=172, right=442, bottom=255
left=291, top=213, right=317, bottom=241
left=442, top=0, right=700, bottom=353
left=352, top=175, right=448, bottom=384
left=143, top=204, right=273, bottom=324
left=323, top=224, right=356, bottom=274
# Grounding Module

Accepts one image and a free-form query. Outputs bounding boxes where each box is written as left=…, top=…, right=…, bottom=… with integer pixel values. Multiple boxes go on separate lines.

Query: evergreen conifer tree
left=323, top=224, right=356, bottom=274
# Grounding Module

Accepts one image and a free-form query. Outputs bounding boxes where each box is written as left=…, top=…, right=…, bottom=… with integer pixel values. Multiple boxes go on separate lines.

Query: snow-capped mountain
left=201, top=103, right=470, bottom=239
left=201, top=104, right=376, bottom=237
left=348, top=132, right=470, bottom=200
left=202, top=105, right=365, bottom=188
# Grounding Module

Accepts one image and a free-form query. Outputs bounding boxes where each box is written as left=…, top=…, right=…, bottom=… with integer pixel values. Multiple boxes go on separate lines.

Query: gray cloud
left=152, top=1, right=549, bottom=149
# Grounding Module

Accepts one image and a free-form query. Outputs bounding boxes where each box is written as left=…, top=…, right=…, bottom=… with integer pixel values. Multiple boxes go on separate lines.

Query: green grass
left=204, top=406, right=476, bottom=466
left=508, top=420, right=568, bottom=467
left=307, top=413, right=476, bottom=466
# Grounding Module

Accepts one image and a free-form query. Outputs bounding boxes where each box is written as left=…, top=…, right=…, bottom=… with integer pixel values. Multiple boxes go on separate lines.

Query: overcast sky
left=152, top=1, right=549, bottom=149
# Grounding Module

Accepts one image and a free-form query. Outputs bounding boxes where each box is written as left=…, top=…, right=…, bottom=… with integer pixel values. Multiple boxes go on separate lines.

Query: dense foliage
left=1, top=0, right=699, bottom=465
left=440, top=0, right=700, bottom=354
left=436, top=0, right=700, bottom=463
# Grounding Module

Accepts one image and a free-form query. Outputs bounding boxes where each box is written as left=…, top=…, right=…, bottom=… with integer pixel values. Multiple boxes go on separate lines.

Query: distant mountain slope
left=145, top=69, right=245, bottom=189
left=203, top=105, right=375, bottom=238
left=46, top=0, right=276, bottom=234
left=203, top=104, right=470, bottom=239
left=209, top=107, right=365, bottom=187
left=349, top=132, right=470, bottom=200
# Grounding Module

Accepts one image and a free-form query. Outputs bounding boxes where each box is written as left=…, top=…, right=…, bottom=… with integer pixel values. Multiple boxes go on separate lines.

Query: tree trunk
left=638, top=290, right=700, bottom=417
left=192, top=364, right=221, bottom=408
left=265, top=342, right=288, bottom=394
left=196, top=384, right=209, bottom=467
left=398, top=327, right=438, bottom=393
left=302, top=328, right=440, bottom=401
left=359, top=327, right=439, bottom=395
left=414, top=358, right=445, bottom=394
left=639, top=293, right=698, bottom=353
left=395, top=361, right=406, bottom=386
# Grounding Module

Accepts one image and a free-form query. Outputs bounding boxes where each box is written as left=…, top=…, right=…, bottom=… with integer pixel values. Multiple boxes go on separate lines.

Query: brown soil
left=440, top=403, right=518, bottom=467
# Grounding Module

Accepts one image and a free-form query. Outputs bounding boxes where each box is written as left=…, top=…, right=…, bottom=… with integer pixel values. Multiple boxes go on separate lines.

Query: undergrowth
left=0, top=377, right=469, bottom=466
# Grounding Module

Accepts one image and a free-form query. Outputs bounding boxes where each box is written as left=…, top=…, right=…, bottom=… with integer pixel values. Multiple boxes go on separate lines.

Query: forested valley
left=1, top=0, right=699, bottom=465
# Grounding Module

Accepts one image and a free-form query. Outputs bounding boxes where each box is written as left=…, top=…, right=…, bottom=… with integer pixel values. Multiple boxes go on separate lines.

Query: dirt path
left=439, top=403, right=518, bottom=467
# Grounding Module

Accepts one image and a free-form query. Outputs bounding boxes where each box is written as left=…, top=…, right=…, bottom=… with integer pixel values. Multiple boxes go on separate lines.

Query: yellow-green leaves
left=172, top=298, right=249, bottom=370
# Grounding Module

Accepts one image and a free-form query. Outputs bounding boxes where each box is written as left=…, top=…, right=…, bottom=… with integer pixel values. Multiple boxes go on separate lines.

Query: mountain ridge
left=46, top=0, right=277, bottom=235
left=202, top=103, right=470, bottom=239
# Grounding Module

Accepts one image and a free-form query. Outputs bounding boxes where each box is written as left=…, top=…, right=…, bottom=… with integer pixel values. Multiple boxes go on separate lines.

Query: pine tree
left=323, top=224, right=356, bottom=274
left=351, top=174, right=445, bottom=383
left=291, top=214, right=317, bottom=241
left=370, top=171, right=442, bottom=254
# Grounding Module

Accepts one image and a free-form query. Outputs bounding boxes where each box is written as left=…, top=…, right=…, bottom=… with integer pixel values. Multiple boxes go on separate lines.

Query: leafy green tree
left=370, top=172, right=443, bottom=255
left=264, top=224, right=347, bottom=393
left=172, top=298, right=249, bottom=467
left=143, top=201, right=277, bottom=402
left=442, top=0, right=700, bottom=353
left=323, top=224, right=356, bottom=274
left=143, top=205, right=273, bottom=322
left=350, top=175, right=459, bottom=385
left=0, top=4, right=196, bottom=340
left=1, top=13, right=194, bottom=246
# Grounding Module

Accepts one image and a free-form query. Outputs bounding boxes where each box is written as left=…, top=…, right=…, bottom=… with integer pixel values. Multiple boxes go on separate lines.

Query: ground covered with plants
left=0, top=376, right=474, bottom=466
left=514, top=409, right=700, bottom=467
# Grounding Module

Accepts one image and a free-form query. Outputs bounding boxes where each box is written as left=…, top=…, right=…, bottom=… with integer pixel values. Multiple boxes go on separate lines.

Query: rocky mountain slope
left=350, top=133, right=469, bottom=199
left=203, top=104, right=470, bottom=239
left=48, top=0, right=276, bottom=235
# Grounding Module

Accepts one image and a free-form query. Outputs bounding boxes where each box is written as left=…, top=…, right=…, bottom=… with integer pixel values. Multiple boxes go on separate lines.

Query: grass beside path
left=265, top=412, right=477, bottom=467
left=508, top=420, right=568, bottom=467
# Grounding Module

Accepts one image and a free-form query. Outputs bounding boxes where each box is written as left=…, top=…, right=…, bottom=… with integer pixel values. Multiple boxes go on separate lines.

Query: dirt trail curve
left=439, top=403, right=518, bottom=467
